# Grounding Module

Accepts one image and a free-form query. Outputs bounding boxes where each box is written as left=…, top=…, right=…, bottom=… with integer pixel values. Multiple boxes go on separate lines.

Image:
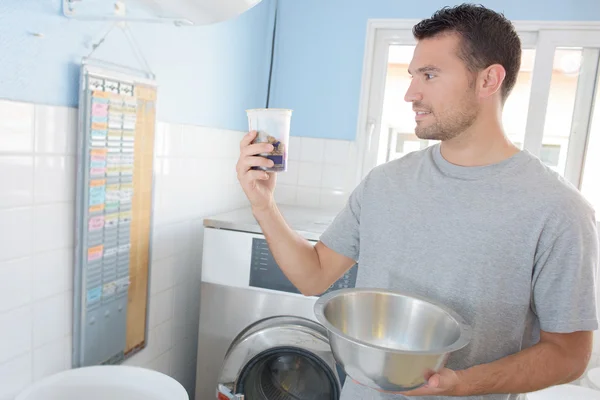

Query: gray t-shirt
left=320, top=144, right=599, bottom=400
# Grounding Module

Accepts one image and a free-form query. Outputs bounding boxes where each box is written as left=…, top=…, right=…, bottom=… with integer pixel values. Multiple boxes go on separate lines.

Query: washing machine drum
left=217, top=316, right=344, bottom=400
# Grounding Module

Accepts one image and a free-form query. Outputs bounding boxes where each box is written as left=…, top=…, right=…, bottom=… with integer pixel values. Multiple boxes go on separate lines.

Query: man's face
left=405, top=33, right=480, bottom=141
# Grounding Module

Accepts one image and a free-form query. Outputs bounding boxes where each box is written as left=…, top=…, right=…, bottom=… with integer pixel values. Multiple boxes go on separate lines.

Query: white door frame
left=354, top=19, right=600, bottom=185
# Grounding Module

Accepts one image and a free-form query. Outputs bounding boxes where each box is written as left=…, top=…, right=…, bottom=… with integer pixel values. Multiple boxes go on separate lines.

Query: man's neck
left=439, top=118, right=519, bottom=167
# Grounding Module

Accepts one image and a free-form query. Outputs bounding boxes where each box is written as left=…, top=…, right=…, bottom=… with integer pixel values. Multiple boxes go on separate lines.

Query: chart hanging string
left=86, top=21, right=155, bottom=79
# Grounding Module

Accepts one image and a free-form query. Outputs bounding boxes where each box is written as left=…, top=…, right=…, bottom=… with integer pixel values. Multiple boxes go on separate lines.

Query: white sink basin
left=16, top=366, right=188, bottom=400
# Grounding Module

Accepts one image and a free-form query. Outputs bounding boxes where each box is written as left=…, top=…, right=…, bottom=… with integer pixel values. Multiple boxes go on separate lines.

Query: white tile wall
left=274, top=136, right=357, bottom=212
left=0, top=100, right=251, bottom=400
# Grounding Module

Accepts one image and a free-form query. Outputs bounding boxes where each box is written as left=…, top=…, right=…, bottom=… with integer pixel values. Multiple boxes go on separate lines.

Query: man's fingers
left=242, top=142, right=274, bottom=157
left=239, top=130, right=258, bottom=149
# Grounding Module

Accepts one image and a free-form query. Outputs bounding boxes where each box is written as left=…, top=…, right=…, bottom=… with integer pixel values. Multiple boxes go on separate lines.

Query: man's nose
left=404, top=80, right=422, bottom=103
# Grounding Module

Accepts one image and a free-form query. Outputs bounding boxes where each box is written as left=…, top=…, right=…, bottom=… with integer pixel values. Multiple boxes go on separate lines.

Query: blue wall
left=0, top=0, right=275, bottom=131
left=268, top=0, right=600, bottom=140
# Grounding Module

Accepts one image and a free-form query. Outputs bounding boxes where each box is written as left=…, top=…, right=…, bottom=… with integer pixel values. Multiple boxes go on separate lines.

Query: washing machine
left=195, top=205, right=358, bottom=400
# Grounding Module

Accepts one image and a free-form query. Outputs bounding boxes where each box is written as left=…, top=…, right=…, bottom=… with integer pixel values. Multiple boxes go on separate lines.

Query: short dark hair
left=413, top=3, right=521, bottom=101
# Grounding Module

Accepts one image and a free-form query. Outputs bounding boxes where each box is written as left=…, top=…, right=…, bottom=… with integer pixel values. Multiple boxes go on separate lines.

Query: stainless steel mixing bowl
left=314, top=288, right=472, bottom=392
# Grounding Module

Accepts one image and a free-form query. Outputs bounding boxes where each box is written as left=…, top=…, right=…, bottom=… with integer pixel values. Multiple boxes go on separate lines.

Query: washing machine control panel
left=249, top=238, right=358, bottom=295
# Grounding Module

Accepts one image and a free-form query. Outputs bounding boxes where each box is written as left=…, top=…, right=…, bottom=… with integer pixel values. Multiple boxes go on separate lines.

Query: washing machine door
left=217, top=316, right=344, bottom=400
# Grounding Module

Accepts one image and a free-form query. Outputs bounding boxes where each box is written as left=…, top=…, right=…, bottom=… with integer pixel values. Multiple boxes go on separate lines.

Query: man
left=236, top=4, right=599, bottom=400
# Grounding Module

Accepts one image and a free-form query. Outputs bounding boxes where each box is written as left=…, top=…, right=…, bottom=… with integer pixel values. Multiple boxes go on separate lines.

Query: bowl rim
left=313, top=287, right=473, bottom=355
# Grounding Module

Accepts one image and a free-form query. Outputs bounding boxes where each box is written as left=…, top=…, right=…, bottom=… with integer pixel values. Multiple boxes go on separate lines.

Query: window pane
left=540, top=48, right=584, bottom=175
left=580, top=68, right=600, bottom=221
left=504, top=48, right=536, bottom=149
left=379, top=45, right=428, bottom=164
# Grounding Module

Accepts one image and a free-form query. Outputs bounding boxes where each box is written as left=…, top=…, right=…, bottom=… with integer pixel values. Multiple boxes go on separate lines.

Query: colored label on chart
left=106, top=184, right=120, bottom=202
left=90, top=149, right=107, bottom=157
left=89, top=179, right=106, bottom=187
left=87, top=286, right=102, bottom=303
left=105, top=213, right=119, bottom=228
left=91, top=97, right=109, bottom=105
left=90, top=160, right=106, bottom=169
left=119, top=211, right=132, bottom=223
left=122, top=130, right=135, bottom=139
left=92, top=90, right=111, bottom=99
left=91, top=116, right=108, bottom=124
left=88, top=216, right=105, bottom=232
left=89, top=167, right=105, bottom=177
left=87, top=245, right=104, bottom=262
left=107, top=166, right=120, bottom=176
left=88, top=204, right=104, bottom=213
left=91, top=122, right=108, bottom=130
left=115, top=277, right=131, bottom=293
left=92, top=103, right=109, bottom=116
left=89, top=185, right=106, bottom=206
left=105, top=202, right=119, bottom=212
left=120, top=166, right=133, bottom=176
left=102, top=282, right=117, bottom=297
left=91, top=130, right=107, bottom=140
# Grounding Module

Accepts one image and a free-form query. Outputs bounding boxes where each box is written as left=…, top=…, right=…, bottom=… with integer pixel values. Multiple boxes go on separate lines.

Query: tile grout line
left=30, top=104, right=36, bottom=383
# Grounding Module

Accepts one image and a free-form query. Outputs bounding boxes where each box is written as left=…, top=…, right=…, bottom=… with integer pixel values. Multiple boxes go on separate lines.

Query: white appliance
left=134, top=0, right=264, bottom=25
left=195, top=205, right=359, bottom=400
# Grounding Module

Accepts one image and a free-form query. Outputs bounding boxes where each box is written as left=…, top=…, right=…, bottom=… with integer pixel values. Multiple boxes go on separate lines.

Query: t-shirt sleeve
left=318, top=175, right=368, bottom=262
left=532, top=207, right=599, bottom=333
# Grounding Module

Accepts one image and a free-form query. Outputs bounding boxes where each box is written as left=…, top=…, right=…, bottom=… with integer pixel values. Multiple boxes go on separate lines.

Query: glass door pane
left=540, top=48, right=584, bottom=174
left=503, top=48, right=536, bottom=149
left=580, top=66, right=600, bottom=221
left=538, top=47, right=600, bottom=177
left=378, top=44, right=427, bottom=164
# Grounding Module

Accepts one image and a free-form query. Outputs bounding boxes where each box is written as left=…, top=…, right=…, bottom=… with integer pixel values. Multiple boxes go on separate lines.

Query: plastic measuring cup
left=246, top=108, right=293, bottom=172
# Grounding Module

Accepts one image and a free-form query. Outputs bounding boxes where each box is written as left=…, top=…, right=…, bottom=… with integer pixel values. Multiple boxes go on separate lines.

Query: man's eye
left=425, top=73, right=435, bottom=80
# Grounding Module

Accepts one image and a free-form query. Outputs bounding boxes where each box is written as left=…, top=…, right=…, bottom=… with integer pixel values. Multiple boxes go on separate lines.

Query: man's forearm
left=252, top=203, right=324, bottom=294
left=457, top=340, right=590, bottom=396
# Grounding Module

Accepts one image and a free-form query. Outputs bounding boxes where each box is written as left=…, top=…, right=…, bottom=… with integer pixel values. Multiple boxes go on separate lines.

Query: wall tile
left=296, top=187, right=321, bottom=208
left=150, top=256, right=176, bottom=295
left=163, top=124, right=184, bottom=157
left=0, top=306, right=32, bottom=364
left=0, top=100, right=34, bottom=153
left=33, top=293, right=69, bottom=348
left=153, top=320, right=173, bottom=356
left=152, top=223, right=176, bottom=262
left=276, top=161, right=299, bottom=186
left=321, top=164, right=346, bottom=190
left=323, top=139, right=351, bottom=165
left=0, top=156, right=34, bottom=208
left=34, top=156, right=75, bottom=203
left=34, top=105, right=76, bottom=155
left=274, top=185, right=297, bottom=205
left=148, top=350, right=171, bottom=376
left=0, top=353, right=32, bottom=400
left=32, top=248, right=72, bottom=301
left=288, top=136, right=302, bottom=161
left=299, top=138, right=324, bottom=163
left=0, top=207, right=33, bottom=262
left=320, top=189, right=348, bottom=212
left=297, top=162, right=323, bottom=187
left=33, top=337, right=68, bottom=381
left=0, top=257, right=32, bottom=313
left=33, top=203, right=73, bottom=253
left=149, top=288, right=174, bottom=329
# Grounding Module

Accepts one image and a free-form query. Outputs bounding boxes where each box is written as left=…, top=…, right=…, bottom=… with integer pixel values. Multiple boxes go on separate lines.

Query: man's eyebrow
left=407, top=65, right=442, bottom=75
